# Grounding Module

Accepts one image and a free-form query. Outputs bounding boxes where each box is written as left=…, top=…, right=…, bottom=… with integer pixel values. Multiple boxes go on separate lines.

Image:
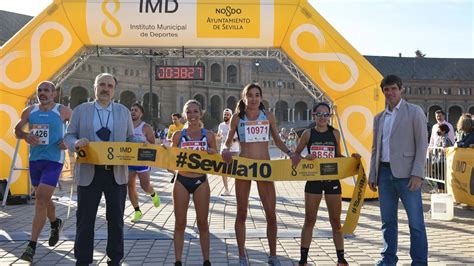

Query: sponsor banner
left=76, top=142, right=361, bottom=181
left=86, top=0, right=274, bottom=47
left=76, top=142, right=367, bottom=233
left=446, top=147, right=474, bottom=207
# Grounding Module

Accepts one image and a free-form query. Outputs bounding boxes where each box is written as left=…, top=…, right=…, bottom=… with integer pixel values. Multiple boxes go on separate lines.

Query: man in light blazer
left=64, top=73, right=140, bottom=265
left=369, top=74, right=428, bottom=266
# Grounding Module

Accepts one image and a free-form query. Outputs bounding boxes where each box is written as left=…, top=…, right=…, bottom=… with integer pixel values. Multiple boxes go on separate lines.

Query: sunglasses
left=312, top=112, right=331, bottom=118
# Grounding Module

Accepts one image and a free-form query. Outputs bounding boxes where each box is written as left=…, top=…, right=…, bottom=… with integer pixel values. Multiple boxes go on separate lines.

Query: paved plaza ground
left=1, top=148, right=473, bottom=265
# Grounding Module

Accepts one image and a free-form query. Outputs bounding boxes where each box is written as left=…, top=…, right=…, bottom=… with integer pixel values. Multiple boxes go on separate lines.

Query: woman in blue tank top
left=171, top=99, right=217, bottom=266
left=293, top=102, right=360, bottom=266
left=221, top=84, right=299, bottom=266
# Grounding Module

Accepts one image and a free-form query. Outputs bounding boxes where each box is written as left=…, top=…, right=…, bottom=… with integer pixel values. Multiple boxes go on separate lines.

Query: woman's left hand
left=290, top=152, right=302, bottom=167
left=208, top=148, right=217, bottom=155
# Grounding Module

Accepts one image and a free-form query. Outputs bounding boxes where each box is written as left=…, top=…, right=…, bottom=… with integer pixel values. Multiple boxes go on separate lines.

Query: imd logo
left=139, top=0, right=179, bottom=13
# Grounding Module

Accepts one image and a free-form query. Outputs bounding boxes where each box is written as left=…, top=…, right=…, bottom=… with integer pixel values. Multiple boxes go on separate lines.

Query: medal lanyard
left=96, top=108, right=111, bottom=128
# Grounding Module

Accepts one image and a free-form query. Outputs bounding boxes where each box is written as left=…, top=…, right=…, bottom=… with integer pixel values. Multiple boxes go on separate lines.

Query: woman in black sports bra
left=293, top=102, right=360, bottom=266
left=171, top=100, right=217, bottom=266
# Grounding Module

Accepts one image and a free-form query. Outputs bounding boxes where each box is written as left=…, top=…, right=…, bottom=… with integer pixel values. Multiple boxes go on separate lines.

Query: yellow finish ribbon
left=76, top=142, right=367, bottom=234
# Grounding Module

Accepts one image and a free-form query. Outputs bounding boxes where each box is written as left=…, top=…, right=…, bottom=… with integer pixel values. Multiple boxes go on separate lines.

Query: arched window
left=226, top=65, right=238, bottom=83
left=210, top=63, right=222, bottom=82
left=448, top=106, right=462, bottom=126
left=70, top=86, right=89, bottom=109
left=275, top=100, right=289, bottom=122
left=194, top=94, right=206, bottom=109
left=226, top=96, right=238, bottom=111
left=295, top=101, right=308, bottom=121
left=143, top=93, right=159, bottom=119
left=210, top=95, right=222, bottom=122
left=469, top=106, right=474, bottom=114
left=119, top=91, right=137, bottom=110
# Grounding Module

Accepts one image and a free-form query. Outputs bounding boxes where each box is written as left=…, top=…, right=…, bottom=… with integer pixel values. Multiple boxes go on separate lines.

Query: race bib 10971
left=244, top=120, right=269, bottom=143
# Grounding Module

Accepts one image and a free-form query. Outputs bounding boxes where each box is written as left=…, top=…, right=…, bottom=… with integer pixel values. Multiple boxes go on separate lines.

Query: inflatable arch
left=0, top=0, right=382, bottom=198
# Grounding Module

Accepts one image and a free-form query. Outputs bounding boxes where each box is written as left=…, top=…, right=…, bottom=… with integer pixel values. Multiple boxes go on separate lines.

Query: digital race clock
left=155, top=66, right=205, bottom=80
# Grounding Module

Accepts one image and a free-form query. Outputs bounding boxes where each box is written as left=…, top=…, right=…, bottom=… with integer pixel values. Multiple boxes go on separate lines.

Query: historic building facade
left=59, top=56, right=314, bottom=130
left=2, top=10, right=473, bottom=130
left=367, top=56, right=474, bottom=127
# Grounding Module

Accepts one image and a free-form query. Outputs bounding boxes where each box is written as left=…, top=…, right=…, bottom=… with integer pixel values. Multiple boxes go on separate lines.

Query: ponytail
left=236, top=99, right=246, bottom=119
left=259, top=102, right=265, bottom=111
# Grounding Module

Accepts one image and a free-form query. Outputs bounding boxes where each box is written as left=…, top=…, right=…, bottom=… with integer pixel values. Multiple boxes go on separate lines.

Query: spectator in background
left=431, top=124, right=454, bottom=192
left=166, top=113, right=184, bottom=143
left=455, top=113, right=474, bottom=148
left=429, top=110, right=455, bottom=148
left=278, top=128, right=288, bottom=158
left=217, top=108, right=239, bottom=196
left=287, top=128, right=298, bottom=153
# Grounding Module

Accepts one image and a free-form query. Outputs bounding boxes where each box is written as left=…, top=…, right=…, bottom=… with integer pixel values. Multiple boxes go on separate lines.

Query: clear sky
left=1, top=0, right=472, bottom=58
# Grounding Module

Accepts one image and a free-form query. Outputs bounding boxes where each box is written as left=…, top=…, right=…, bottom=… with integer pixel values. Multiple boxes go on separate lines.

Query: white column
left=307, top=109, right=310, bottom=121
left=287, top=108, right=291, bottom=122
left=292, top=108, right=295, bottom=122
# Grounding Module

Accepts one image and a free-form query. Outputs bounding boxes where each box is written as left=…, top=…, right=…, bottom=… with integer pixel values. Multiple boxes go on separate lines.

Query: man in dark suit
left=64, top=73, right=139, bottom=265
left=369, top=74, right=428, bottom=266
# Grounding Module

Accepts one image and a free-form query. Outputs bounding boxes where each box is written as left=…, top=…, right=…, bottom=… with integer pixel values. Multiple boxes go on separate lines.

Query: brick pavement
left=1, top=150, right=473, bottom=265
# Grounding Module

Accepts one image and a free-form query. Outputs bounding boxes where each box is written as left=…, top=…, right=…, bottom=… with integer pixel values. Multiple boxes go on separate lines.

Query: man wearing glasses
left=64, top=73, right=141, bottom=265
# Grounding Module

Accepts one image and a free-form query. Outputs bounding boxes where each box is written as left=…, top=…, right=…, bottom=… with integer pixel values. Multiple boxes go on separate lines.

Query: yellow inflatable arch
left=0, top=0, right=382, bottom=198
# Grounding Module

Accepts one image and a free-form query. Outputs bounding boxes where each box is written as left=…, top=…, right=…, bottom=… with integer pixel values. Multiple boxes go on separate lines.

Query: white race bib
left=244, top=120, right=270, bottom=143
left=182, top=141, right=207, bottom=151
left=30, top=124, right=49, bottom=145
left=310, top=145, right=335, bottom=158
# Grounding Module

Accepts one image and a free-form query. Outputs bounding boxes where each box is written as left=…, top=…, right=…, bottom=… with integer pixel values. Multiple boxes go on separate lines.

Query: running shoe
left=20, top=246, right=35, bottom=262
left=48, top=218, right=63, bottom=246
left=152, top=193, right=161, bottom=208
left=221, top=190, right=231, bottom=196
left=131, top=210, right=143, bottom=222
left=268, top=255, right=281, bottom=266
left=337, top=258, right=349, bottom=266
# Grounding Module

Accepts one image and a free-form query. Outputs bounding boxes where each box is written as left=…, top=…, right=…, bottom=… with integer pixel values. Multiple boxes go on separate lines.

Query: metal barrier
left=425, top=147, right=447, bottom=193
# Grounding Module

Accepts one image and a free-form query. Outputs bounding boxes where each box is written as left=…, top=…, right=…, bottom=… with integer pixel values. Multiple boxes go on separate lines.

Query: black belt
left=380, top=162, right=390, bottom=167
left=96, top=165, right=113, bottom=171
